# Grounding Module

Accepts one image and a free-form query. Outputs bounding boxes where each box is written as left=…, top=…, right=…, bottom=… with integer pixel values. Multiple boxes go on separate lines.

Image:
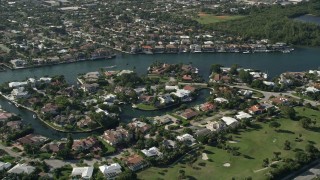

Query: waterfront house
left=158, top=94, right=174, bottom=104
left=99, top=163, right=122, bottom=178
left=141, top=147, right=162, bottom=157
left=71, top=166, right=93, bottom=179
left=214, top=97, right=229, bottom=104
left=6, top=121, right=22, bottom=131
left=139, top=95, right=154, bottom=104
left=10, top=59, right=27, bottom=68
left=11, top=87, right=29, bottom=99
left=153, top=114, right=179, bottom=125
left=124, top=154, right=148, bottom=171
left=182, top=75, right=192, bottom=81
left=102, top=127, right=132, bottom=146
left=8, top=163, right=35, bottom=175
left=8, top=81, right=28, bottom=88
left=183, top=85, right=196, bottom=92
left=17, top=134, right=48, bottom=146
left=221, top=117, right=239, bottom=127
left=0, top=111, right=13, bottom=122
left=180, top=108, right=198, bottom=120
left=171, top=89, right=192, bottom=102
left=41, top=103, right=59, bottom=115
left=128, top=120, right=151, bottom=134
left=200, top=102, right=217, bottom=112
left=76, top=115, right=96, bottom=128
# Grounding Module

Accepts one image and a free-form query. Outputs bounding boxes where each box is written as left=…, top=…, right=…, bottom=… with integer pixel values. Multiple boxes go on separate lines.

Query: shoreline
left=0, top=94, right=103, bottom=134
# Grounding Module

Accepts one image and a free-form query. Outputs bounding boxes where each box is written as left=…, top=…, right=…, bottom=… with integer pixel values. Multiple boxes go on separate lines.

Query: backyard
left=138, top=107, right=320, bottom=179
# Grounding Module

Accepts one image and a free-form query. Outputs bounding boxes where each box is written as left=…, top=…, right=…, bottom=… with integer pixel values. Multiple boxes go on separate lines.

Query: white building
left=99, top=163, right=122, bottom=178
left=158, top=94, right=174, bottom=104
left=306, top=87, right=319, bottom=93
left=206, top=121, right=226, bottom=132
left=165, top=85, right=179, bottom=91
left=221, top=117, right=239, bottom=127
left=0, top=162, right=11, bottom=171
left=171, top=89, right=191, bottom=102
left=263, top=81, right=275, bottom=86
left=11, top=87, right=29, bottom=99
left=177, top=134, right=196, bottom=143
left=8, top=82, right=28, bottom=88
left=141, top=147, right=163, bottom=157
left=214, top=97, right=229, bottom=103
left=235, top=111, right=252, bottom=120
left=39, top=77, right=52, bottom=83
left=71, top=167, right=94, bottom=179
left=8, top=163, right=35, bottom=174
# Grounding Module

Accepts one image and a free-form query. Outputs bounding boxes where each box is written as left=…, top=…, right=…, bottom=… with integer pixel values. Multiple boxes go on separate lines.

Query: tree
left=67, top=133, right=73, bottom=150
left=284, top=140, right=291, bottom=150
left=117, top=170, right=137, bottom=180
left=178, top=169, right=186, bottom=179
left=262, top=158, right=269, bottom=167
left=281, top=106, right=296, bottom=120
left=269, top=121, right=281, bottom=130
left=210, top=64, right=222, bottom=74
left=300, top=117, right=312, bottom=129
left=273, top=152, right=281, bottom=161
left=229, top=64, right=239, bottom=75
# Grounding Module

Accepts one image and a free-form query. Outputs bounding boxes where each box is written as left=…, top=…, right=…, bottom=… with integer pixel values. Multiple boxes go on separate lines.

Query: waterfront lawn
left=138, top=107, right=320, bottom=179
left=98, top=137, right=116, bottom=154
left=195, top=13, right=245, bottom=24
left=136, top=103, right=158, bottom=111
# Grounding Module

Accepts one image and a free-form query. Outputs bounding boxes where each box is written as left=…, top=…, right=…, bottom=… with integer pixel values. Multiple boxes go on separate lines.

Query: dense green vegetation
left=206, top=0, right=320, bottom=46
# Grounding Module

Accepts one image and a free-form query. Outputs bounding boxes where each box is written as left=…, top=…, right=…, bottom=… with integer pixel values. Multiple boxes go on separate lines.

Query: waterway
left=294, top=14, right=320, bottom=25
left=0, top=47, right=320, bottom=139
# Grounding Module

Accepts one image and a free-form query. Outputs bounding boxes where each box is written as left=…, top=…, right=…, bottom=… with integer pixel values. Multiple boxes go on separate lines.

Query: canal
left=0, top=47, right=320, bottom=139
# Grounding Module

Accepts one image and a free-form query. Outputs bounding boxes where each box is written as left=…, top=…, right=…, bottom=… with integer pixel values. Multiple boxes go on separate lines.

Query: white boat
left=33, top=114, right=36, bottom=119
left=243, top=51, right=250, bottom=54
left=105, top=65, right=116, bottom=69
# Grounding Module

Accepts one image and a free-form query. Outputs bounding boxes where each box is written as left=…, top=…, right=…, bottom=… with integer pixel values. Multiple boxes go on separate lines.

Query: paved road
left=293, top=162, right=320, bottom=180
left=0, top=143, right=20, bottom=158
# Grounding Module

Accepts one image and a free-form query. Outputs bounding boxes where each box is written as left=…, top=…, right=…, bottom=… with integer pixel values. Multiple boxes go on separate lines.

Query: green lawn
left=97, top=137, right=116, bottom=154
left=194, top=13, right=245, bottom=24
left=138, top=107, right=320, bottom=179
left=136, top=103, right=158, bottom=111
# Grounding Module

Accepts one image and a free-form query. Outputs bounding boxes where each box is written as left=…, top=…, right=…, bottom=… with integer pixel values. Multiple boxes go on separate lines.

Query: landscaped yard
left=194, top=13, right=245, bottom=24
left=136, top=103, right=158, bottom=111
left=138, top=107, right=320, bottom=179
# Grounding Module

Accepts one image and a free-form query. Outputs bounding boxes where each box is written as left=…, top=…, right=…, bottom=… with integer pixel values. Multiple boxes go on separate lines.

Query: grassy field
left=138, top=107, right=320, bottom=180
left=136, top=103, right=158, bottom=111
left=194, top=13, right=245, bottom=24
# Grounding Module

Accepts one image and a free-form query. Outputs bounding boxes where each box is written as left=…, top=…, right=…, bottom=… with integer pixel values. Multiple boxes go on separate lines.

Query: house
left=17, top=134, right=48, bottom=146
left=305, top=86, right=320, bottom=93
left=8, top=164, right=35, bottom=174
left=81, top=83, right=99, bottom=93
left=102, top=127, right=132, bottom=146
left=6, top=121, right=22, bottom=131
left=72, top=137, right=99, bottom=152
left=248, top=104, right=266, bottom=115
left=183, top=85, right=196, bottom=92
left=0, top=161, right=11, bottom=171
left=11, top=87, right=29, bottom=99
left=134, top=87, right=146, bottom=94
left=171, top=89, right=192, bottom=102
left=41, top=103, right=58, bottom=114
left=40, top=142, right=66, bottom=153
left=141, top=147, right=162, bottom=157
left=238, top=90, right=253, bottom=98
left=153, top=114, right=179, bottom=125
left=221, top=117, right=239, bottom=127
left=77, top=116, right=96, bottom=128
left=214, top=97, right=229, bottom=104
left=211, top=74, right=231, bottom=83
left=124, top=154, right=148, bottom=171
left=139, top=95, right=154, bottom=104
left=195, top=128, right=211, bottom=137
left=71, top=167, right=94, bottom=179
left=10, top=59, right=27, bottom=68
left=200, top=102, right=216, bottom=112
left=165, top=85, right=179, bottom=91
left=235, top=111, right=252, bottom=120
left=99, top=163, right=122, bottom=178
left=270, top=96, right=290, bottom=106
left=206, top=121, right=226, bottom=132
left=263, top=81, right=275, bottom=86
left=128, top=120, right=151, bottom=134
left=176, top=134, right=196, bottom=144
left=182, top=75, right=192, bottom=81
left=181, top=108, right=198, bottom=120
left=0, top=111, right=13, bottom=122
left=163, top=139, right=176, bottom=149
left=158, top=94, right=174, bottom=104
left=8, top=81, right=28, bottom=88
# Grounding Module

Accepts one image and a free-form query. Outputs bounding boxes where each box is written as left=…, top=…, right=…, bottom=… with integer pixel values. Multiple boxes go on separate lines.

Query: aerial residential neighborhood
left=0, top=0, right=320, bottom=179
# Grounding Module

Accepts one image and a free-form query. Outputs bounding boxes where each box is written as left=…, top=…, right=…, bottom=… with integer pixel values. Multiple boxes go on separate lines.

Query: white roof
left=235, top=111, right=252, bottom=120
left=8, top=82, right=28, bottom=88
left=141, top=147, right=162, bottom=157
left=177, top=134, right=195, bottom=142
left=71, top=167, right=93, bottom=179
left=306, top=87, right=319, bottom=93
left=263, top=81, right=275, bottom=86
left=214, top=97, right=229, bottom=103
left=0, top=162, right=11, bottom=171
left=221, top=117, right=238, bottom=126
left=99, top=163, right=122, bottom=175
left=165, top=85, right=179, bottom=90
left=171, top=89, right=190, bottom=98
left=39, top=77, right=52, bottom=82
left=8, top=163, right=35, bottom=174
